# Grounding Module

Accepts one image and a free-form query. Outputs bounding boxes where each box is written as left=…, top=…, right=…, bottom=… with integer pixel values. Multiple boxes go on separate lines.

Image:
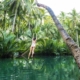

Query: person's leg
left=31, top=47, right=35, bottom=58
left=28, top=47, right=32, bottom=59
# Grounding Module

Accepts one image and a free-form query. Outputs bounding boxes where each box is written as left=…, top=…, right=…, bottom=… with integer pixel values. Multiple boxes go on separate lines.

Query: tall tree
left=3, top=0, right=30, bottom=32
left=68, top=9, right=80, bottom=46
left=36, top=1, right=80, bottom=68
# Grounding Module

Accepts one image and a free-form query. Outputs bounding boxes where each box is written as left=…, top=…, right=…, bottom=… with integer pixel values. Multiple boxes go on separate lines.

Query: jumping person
left=28, top=35, right=37, bottom=59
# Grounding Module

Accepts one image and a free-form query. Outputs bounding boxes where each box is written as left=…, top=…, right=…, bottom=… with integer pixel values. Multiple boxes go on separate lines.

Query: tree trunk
left=76, top=29, right=79, bottom=47
left=4, top=10, right=6, bottom=30
left=12, top=2, right=19, bottom=33
left=36, top=2, right=80, bottom=68
left=12, top=9, right=17, bottom=32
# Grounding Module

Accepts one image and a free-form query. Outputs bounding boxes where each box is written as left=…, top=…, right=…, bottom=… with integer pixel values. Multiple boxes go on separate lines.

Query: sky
left=38, top=0, right=80, bottom=15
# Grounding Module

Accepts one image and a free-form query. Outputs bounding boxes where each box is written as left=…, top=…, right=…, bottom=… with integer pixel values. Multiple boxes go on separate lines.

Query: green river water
left=0, top=56, right=80, bottom=80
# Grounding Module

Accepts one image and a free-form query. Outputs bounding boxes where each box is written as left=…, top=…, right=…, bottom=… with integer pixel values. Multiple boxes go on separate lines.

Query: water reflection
left=0, top=56, right=80, bottom=80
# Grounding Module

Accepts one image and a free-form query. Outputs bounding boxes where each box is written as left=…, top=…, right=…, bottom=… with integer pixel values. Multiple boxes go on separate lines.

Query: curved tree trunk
left=36, top=2, right=80, bottom=68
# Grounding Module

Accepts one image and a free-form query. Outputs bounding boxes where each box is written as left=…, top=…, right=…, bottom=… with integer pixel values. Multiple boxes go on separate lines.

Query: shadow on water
left=0, top=56, right=80, bottom=80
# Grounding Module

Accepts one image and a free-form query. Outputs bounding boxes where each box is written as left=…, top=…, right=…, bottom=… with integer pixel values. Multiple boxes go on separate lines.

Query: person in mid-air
left=28, top=37, right=37, bottom=59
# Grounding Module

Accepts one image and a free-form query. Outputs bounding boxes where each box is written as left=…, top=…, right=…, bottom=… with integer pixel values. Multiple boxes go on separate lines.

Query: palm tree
left=58, top=11, right=66, bottom=25
left=36, top=1, right=80, bottom=68
left=3, top=0, right=30, bottom=32
left=68, top=9, right=80, bottom=46
left=0, top=1, right=6, bottom=29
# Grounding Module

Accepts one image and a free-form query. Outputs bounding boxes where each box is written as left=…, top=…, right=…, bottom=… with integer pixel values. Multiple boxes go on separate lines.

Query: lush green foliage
left=0, top=0, right=80, bottom=58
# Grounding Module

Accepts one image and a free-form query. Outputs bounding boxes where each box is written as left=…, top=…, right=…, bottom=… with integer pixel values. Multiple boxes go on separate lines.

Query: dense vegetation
left=0, top=0, right=80, bottom=58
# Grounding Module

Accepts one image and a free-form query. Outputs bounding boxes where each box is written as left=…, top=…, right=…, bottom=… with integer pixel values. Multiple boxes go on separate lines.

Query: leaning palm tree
left=36, top=1, right=80, bottom=68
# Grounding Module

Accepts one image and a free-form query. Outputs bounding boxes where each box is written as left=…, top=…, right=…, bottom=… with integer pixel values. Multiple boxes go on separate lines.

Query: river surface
left=0, top=56, right=80, bottom=80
